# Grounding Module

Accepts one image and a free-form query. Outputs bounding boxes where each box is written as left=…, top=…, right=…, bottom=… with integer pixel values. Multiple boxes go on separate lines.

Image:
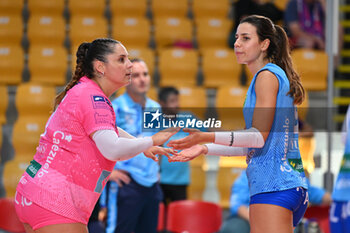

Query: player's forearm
left=200, top=132, right=215, bottom=143
left=214, top=128, right=264, bottom=148
left=93, top=130, right=152, bottom=161
left=205, top=144, right=247, bottom=156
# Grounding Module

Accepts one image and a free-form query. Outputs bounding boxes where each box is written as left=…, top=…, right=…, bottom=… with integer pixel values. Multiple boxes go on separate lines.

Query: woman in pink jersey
left=14, top=38, right=178, bottom=233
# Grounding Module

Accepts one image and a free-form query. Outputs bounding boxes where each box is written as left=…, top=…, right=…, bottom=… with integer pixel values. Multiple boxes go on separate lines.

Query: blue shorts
left=330, top=201, right=350, bottom=233
left=250, top=187, right=309, bottom=227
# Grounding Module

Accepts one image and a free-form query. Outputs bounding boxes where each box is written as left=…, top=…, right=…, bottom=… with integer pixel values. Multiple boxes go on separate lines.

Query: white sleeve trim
left=205, top=144, right=248, bottom=156
left=214, top=127, right=265, bottom=148
left=117, top=127, right=136, bottom=139
left=92, top=129, right=153, bottom=161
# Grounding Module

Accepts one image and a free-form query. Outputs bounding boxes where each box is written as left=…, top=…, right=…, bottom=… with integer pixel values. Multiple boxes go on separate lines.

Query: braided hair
left=54, top=38, right=120, bottom=110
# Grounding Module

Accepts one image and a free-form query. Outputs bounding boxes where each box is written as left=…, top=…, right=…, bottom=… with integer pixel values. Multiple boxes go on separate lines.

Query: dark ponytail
left=273, top=25, right=305, bottom=105
left=54, top=38, right=120, bottom=110
left=240, top=15, right=305, bottom=105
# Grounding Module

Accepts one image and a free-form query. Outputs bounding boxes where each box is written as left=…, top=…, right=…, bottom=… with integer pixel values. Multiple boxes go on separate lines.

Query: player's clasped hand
left=151, top=127, right=180, bottom=146
left=144, top=146, right=178, bottom=162
left=146, top=127, right=181, bottom=161
left=169, top=144, right=208, bottom=162
left=167, top=128, right=213, bottom=150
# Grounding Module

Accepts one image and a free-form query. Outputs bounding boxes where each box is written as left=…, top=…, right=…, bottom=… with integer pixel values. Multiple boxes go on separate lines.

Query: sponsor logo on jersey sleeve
left=91, top=95, right=110, bottom=109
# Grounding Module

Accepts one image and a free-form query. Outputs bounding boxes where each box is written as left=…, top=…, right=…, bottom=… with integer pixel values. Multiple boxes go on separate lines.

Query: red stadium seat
left=166, top=200, right=222, bottom=233
left=0, top=198, right=25, bottom=233
left=303, top=205, right=330, bottom=233
left=157, top=202, right=165, bottom=232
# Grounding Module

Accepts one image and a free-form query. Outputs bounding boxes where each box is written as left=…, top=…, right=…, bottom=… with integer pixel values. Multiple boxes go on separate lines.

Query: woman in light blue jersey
left=330, top=105, right=350, bottom=233
left=168, top=15, right=308, bottom=233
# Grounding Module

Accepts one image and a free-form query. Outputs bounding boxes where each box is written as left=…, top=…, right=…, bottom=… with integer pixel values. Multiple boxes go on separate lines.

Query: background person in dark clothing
left=229, top=0, right=284, bottom=48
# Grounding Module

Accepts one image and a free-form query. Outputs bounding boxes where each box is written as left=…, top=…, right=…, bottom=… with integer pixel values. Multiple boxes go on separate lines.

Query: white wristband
left=214, top=127, right=265, bottom=148
left=205, top=144, right=248, bottom=156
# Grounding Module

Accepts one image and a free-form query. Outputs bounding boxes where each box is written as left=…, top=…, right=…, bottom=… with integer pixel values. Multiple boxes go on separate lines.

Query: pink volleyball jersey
left=16, top=76, right=117, bottom=223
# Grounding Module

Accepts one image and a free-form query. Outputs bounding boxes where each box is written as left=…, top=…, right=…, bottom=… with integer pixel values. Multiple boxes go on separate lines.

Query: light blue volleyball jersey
left=243, top=63, right=307, bottom=196
left=332, top=106, right=350, bottom=201
left=111, top=92, right=161, bottom=187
